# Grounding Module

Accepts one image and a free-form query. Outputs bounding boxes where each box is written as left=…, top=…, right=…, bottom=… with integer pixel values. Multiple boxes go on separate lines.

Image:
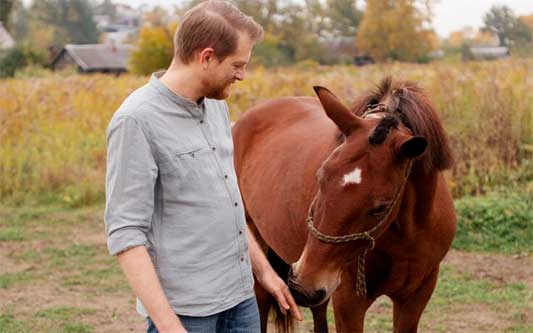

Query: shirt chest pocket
left=176, top=146, right=211, bottom=160
left=159, top=145, right=224, bottom=200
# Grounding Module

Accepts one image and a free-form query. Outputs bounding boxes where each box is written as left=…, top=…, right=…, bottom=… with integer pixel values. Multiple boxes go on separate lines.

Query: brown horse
left=232, top=78, right=456, bottom=333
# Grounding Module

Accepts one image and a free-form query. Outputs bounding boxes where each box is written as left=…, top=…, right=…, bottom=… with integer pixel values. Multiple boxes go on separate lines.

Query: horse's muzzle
left=287, top=269, right=328, bottom=307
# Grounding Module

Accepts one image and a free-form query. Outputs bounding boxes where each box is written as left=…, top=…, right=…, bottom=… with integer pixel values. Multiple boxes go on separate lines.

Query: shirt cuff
left=107, top=227, right=147, bottom=256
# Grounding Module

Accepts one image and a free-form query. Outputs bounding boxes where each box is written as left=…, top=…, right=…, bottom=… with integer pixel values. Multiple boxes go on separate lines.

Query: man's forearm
left=117, top=246, right=187, bottom=333
left=246, top=226, right=271, bottom=278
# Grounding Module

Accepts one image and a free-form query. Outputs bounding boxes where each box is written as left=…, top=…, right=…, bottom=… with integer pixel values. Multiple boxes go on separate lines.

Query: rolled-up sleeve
left=104, top=115, right=158, bottom=256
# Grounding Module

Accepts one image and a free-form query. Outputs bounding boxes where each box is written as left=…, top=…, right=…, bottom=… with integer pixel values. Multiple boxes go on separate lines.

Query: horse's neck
left=394, top=166, right=440, bottom=235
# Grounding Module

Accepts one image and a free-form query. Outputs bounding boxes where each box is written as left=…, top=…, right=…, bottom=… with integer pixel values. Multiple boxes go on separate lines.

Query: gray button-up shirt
left=104, top=72, right=254, bottom=317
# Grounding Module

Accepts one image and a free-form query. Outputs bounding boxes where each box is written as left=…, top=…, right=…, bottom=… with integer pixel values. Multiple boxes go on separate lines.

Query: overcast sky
left=22, top=0, right=533, bottom=37
left=113, top=0, right=533, bottom=37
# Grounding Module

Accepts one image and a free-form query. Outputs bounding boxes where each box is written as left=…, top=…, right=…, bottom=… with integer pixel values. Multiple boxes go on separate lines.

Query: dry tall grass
left=0, top=59, right=531, bottom=205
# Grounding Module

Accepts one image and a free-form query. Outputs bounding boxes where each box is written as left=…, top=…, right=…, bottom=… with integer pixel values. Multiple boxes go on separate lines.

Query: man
left=104, top=1, right=302, bottom=332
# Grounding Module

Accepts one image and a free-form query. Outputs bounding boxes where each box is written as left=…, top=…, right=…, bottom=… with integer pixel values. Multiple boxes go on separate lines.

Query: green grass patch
left=8, top=242, right=127, bottom=292
left=61, top=322, right=94, bottom=333
left=0, top=205, right=64, bottom=226
left=0, top=271, right=36, bottom=289
left=36, top=307, right=96, bottom=321
left=0, top=311, right=94, bottom=333
left=453, top=190, right=533, bottom=253
left=0, top=314, right=31, bottom=333
left=432, top=266, right=531, bottom=309
left=32, top=307, right=95, bottom=333
left=44, top=244, right=98, bottom=269
left=0, top=227, right=26, bottom=241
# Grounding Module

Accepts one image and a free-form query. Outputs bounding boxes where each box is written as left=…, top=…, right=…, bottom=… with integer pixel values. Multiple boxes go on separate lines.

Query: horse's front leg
left=310, top=298, right=329, bottom=333
left=391, top=267, right=439, bottom=333
left=331, top=271, right=373, bottom=333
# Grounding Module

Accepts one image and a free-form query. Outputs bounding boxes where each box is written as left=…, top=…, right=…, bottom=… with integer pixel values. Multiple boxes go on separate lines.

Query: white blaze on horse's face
left=341, top=167, right=362, bottom=186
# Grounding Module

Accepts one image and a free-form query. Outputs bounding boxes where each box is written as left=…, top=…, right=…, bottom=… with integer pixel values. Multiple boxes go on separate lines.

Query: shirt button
left=200, top=120, right=204, bottom=124
left=240, top=257, right=244, bottom=262
left=234, top=202, right=238, bottom=207
left=224, top=174, right=228, bottom=179
left=239, top=230, right=243, bottom=235
left=212, top=147, right=216, bottom=151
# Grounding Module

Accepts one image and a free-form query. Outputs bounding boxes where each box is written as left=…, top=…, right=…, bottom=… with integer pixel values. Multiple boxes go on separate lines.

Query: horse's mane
left=351, top=77, right=454, bottom=173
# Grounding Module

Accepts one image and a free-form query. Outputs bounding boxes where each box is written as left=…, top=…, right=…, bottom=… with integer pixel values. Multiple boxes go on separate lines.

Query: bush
left=14, top=64, right=53, bottom=78
left=129, top=24, right=175, bottom=75
left=0, top=45, right=45, bottom=78
left=453, top=190, right=533, bottom=253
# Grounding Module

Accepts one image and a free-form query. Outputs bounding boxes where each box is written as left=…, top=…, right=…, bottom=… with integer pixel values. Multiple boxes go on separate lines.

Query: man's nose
left=235, top=70, right=245, bottom=81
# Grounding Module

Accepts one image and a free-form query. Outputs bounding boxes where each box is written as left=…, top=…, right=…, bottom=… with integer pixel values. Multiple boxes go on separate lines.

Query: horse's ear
left=397, top=136, right=427, bottom=160
left=313, top=86, right=362, bottom=135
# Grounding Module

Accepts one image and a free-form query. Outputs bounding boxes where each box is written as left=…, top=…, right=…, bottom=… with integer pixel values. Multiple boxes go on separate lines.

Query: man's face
left=202, top=32, right=253, bottom=100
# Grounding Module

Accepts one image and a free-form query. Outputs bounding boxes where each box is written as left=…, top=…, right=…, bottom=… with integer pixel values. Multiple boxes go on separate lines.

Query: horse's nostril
left=288, top=280, right=328, bottom=308
left=289, top=285, right=310, bottom=307
left=314, top=289, right=327, bottom=303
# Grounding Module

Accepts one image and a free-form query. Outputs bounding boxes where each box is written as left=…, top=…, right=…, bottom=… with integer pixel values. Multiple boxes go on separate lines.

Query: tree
left=483, top=5, right=518, bottom=47
left=0, top=0, right=15, bottom=27
left=513, top=15, right=533, bottom=55
left=518, top=15, right=533, bottom=45
left=447, top=30, right=466, bottom=49
left=252, top=32, right=291, bottom=67
left=473, top=30, right=498, bottom=46
left=143, top=5, right=171, bottom=27
left=357, top=0, right=434, bottom=62
left=100, top=0, right=116, bottom=20
left=325, top=0, right=363, bottom=36
left=28, top=0, right=99, bottom=52
left=129, top=23, right=176, bottom=75
left=520, top=15, right=533, bottom=31
left=9, top=0, right=27, bottom=39
left=0, top=43, right=44, bottom=77
left=274, top=3, right=322, bottom=63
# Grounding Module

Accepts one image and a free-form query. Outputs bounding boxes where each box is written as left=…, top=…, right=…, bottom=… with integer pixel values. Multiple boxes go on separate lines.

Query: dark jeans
left=147, top=297, right=260, bottom=333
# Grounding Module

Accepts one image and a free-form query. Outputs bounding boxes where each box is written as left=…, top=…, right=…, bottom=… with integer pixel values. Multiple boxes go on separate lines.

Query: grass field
left=0, top=200, right=531, bottom=333
left=0, top=59, right=531, bottom=204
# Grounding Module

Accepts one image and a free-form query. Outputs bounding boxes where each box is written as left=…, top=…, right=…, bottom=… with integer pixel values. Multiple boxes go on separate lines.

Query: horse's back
left=232, top=96, right=335, bottom=176
left=232, top=96, right=337, bottom=261
left=233, top=96, right=325, bottom=148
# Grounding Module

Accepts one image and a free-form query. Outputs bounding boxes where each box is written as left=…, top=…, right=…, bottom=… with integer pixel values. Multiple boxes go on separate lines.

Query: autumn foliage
left=1, top=59, right=531, bottom=205
left=357, top=0, right=434, bottom=62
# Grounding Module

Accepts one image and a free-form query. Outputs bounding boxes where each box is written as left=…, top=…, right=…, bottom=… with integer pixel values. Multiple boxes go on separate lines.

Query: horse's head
left=288, top=85, right=427, bottom=307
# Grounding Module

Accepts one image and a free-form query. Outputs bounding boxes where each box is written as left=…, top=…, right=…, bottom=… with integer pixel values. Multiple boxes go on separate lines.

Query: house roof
left=470, top=46, right=509, bottom=57
left=0, top=22, right=15, bottom=50
left=51, top=44, right=133, bottom=71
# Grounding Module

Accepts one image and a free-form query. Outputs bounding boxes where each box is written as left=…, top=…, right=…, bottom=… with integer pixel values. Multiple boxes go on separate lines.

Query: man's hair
left=175, top=0, right=264, bottom=64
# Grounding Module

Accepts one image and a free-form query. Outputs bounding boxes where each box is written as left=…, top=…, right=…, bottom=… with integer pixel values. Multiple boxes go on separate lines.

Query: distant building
left=0, top=22, right=15, bottom=50
left=320, top=35, right=374, bottom=66
left=429, top=49, right=445, bottom=59
left=50, top=44, right=133, bottom=74
left=93, top=3, right=141, bottom=45
left=469, top=46, right=510, bottom=60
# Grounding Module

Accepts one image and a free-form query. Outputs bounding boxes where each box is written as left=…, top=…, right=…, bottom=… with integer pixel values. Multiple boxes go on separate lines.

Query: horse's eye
left=368, top=204, right=389, bottom=217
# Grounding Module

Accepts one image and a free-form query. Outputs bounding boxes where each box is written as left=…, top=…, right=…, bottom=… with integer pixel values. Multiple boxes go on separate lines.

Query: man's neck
left=159, top=62, right=204, bottom=104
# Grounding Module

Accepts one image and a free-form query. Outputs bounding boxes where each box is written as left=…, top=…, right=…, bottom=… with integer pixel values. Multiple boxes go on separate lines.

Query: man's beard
left=204, top=79, right=232, bottom=100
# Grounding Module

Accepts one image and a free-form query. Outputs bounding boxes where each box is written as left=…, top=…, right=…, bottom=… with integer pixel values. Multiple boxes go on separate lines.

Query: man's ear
left=199, top=48, right=215, bottom=69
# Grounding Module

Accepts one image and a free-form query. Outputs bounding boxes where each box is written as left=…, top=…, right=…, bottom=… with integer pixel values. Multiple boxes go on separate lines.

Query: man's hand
left=256, top=269, right=303, bottom=321
left=246, top=227, right=303, bottom=321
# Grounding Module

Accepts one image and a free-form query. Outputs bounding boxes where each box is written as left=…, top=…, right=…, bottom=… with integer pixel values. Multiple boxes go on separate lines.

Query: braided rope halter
left=305, top=105, right=413, bottom=297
